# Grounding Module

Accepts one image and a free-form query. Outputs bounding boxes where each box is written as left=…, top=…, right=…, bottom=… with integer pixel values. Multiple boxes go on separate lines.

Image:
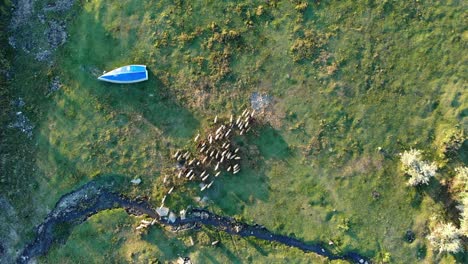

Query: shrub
left=427, top=222, right=463, bottom=254
left=400, top=149, right=437, bottom=186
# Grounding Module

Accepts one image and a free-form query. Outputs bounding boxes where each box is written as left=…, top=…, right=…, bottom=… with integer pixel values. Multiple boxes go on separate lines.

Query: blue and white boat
left=98, top=65, right=148, bottom=84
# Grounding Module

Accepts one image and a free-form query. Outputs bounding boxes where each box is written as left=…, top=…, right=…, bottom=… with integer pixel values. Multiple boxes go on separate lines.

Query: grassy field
left=1, top=0, right=466, bottom=263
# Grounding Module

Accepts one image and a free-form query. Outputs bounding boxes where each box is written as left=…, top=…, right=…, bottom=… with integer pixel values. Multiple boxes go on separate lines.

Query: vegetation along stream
left=18, top=180, right=371, bottom=264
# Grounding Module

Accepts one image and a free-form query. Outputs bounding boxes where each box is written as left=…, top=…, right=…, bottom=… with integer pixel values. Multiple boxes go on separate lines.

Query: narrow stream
left=18, top=181, right=371, bottom=264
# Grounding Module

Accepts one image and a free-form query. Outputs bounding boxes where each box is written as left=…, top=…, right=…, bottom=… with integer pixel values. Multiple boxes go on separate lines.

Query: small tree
left=400, top=149, right=437, bottom=186
left=427, top=222, right=463, bottom=254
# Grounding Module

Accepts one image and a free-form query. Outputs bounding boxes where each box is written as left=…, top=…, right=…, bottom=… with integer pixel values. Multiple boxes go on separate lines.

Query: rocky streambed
left=18, top=181, right=371, bottom=264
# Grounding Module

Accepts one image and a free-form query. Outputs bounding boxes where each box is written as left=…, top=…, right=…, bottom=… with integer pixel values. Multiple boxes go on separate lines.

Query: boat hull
left=98, top=65, right=148, bottom=84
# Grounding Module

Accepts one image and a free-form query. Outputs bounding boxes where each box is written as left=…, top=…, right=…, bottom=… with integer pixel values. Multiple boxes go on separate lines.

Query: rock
left=180, top=209, right=186, bottom=220
left=43, top=0, right=76, bottom=12
left=8, top=111, right=34, bottom=138
left=11, top=98, right=25, bottom=108
left=168, top=212, right=176, bottom=223
left=35, top=50, right=52, bottom=62
left=48, top=76, right=61, bottom=93
left=10, top=0, right=35, bottom=30
left=46, top=20, right=67, bottom=48
left=195, top=196, right=210, bottom=206
left=404, top=230, right=415, bottom=243
left=130, top=178, right=141, bottom=185
left=371, top=190, right=380, bottom=199
left=250, top=92, right=271, bottom=111
left=8, top=36, right=16, bottom=49
left=156, top=206, right=169, bottom=217
left=234, top=224, right=242, bottom=233
left=37, top=13, right=46, bottom=24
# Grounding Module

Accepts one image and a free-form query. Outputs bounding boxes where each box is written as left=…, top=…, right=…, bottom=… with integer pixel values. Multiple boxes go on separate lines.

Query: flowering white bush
left=459, top=196, right=468, bottom=237
left=454, top=167, right=468, bottom=237
left=400, top=149, right=437, bottom=186
left=427, top=222, right=463, bottom=253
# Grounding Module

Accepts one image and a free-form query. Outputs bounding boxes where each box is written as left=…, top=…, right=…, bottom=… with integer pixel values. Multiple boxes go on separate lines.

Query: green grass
left=1, top=0, right=466, bottom=263
left=42, top=209, right=335, bottom=263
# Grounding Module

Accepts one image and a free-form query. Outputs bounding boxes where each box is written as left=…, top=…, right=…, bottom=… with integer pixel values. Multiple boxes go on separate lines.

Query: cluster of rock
left=9, top=0, right=75, bottom=60
left=8, top=98, right=34, bottom=138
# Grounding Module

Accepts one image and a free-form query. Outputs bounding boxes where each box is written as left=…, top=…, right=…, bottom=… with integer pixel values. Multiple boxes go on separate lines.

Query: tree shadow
left=141, top=225, right=190, bottom=261
left=90, top=72, right=199, bottom=139
left=421, top=179, right=461, bottom=225
left=251, top=125, right=291, bottom=160
left=206, top=124, right=290, bottom=218
left=245, top=238, right=268, bottom=256
left=457, top=139, right=467, bottom=165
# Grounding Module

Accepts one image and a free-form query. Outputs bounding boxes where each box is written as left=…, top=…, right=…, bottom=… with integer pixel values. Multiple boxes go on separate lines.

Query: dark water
left=18, top=182, right=371, bottom=264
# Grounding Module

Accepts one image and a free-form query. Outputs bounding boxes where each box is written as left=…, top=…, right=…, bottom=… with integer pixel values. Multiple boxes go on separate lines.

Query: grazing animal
left=141, top=219, right=152, bottom=225
left=207, top=181, right=214, bottom=189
